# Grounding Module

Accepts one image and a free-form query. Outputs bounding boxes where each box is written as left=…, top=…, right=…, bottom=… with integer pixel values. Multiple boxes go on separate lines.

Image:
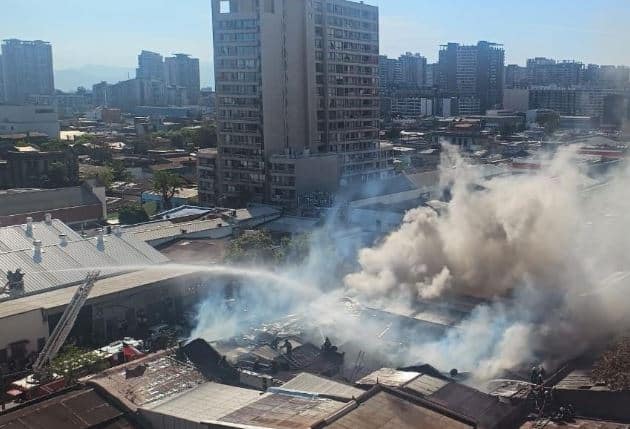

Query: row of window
left=219, top=96, right=260, bottom=107
left=220, top=121, right=260, bottom=133
left=218, top=109, right=260, bottom=121
left=317, top=87, right=377, bottom=97
left=218, top=84, right=259, bottom=95
left=315, top=39, right=378, bottom=54
left=216, top=45, right=259, bottom=57
left=317, top=63, right=377, bottom=76
left=315, top=26, right=376, bottom=42
left=217, top=32, right=258, bottom=42
left=217, top=71, right=260, bottom=82
left=318, top=120, right=377, bottom=131
left=318, top=51, right=379, bottom=65
left=220, top=147, right=263, bottom=157
left=216, top=58, right=259, bottom=70
left=221, top=134, right=262, bottom=145
left=319, top=98, right=377, bottom=108
left=216, top=19, right=258, bottom=30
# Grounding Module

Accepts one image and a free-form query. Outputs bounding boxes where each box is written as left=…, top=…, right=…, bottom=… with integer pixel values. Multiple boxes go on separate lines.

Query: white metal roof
left=0, top=219, right=169, bottom=301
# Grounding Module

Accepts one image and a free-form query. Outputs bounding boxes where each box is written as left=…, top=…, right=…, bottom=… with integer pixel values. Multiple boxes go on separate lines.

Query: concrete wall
left=295, top=155, right=340, bottom=194
left=0, top=309, right=48, bottom=363
left=0, top=105, right=60, bottom=139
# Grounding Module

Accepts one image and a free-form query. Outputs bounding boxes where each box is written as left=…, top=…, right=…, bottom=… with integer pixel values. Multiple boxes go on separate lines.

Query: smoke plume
left=344, top=145, right=630, bottom=379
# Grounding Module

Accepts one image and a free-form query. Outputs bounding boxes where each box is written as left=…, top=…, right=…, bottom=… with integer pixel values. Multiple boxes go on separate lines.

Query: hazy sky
left=2, top=0, right=629, bottom=85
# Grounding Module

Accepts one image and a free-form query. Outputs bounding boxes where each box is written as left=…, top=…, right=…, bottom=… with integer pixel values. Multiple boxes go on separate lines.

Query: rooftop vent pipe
left=44, top=213, right=52, bottom=224
left=26, top=217, right=33, bottom=236
left=33, top=240, right=42, bottom=261
left=59, top=234, right=68, bottom=246
left=96, top=229, right=105, bottom=249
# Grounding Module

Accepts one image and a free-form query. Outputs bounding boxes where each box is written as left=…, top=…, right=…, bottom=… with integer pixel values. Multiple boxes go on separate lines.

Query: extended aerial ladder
left=31, top=271, right=100, bottom=379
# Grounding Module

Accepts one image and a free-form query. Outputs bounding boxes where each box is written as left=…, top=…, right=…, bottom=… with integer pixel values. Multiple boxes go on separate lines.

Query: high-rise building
left=425, top=63, right=438, bottom=88
left=526, top=57, right=583, bottom=87
left=379, top=55, right=401, bottom=89
left=136, top=50, right=165, bottom=81
left=211, top=0, right=391, bottom=207
left=438, top=41, right=504, bottom=115
left=165, top=54, right=200, bottom=105
left=399, top=52, right=426, bottom=88
left=1, top=39, right=55, bottom=104
left=505, top=64, right=528, bottom=88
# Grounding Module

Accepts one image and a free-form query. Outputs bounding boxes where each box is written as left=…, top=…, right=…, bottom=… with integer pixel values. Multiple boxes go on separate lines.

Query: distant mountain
left=54, top=61, right=214, bottom=92
left=54, top=65, right=135, bottom=92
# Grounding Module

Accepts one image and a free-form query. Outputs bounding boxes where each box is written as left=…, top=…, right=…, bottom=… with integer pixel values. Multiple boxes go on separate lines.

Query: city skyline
left=1, top=0, right=629, bottom=90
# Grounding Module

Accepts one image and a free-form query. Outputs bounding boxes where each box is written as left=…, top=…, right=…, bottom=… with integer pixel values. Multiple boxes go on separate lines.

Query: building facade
left=0, top=104, right=60, bottom=138
left=137, top=50, right=165, bottom=81
left=1, top=39, right=55, bottom=104
left=438, top=41, right=504, bottom=115
left=212, top=0, right=391, bottom=208
left=197, top=148, right=218, bottom=207
left=165, top=54, right=201, bottom=105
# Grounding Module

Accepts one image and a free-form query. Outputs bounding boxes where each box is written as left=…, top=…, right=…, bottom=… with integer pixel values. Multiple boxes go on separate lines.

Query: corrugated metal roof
left=219, top=393, right=345, bottom=429
left=0, top=267, right=200, bottom=319
left=356, top=368, right=420, bottom=388
left=0, top=219, right=169, bottom=301
left=281, top=373, right=364, bottom=401
left=142, top=382, right=263, bottom=421
left=323, top=391, right=473, bottom=429
left=404, top=375, right=449, bottom=397
left=0, top=388, right=136, bottom=429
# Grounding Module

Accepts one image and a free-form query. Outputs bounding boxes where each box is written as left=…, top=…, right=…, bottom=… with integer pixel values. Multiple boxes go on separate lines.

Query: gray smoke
left=345, top=145, right=630, bottom=380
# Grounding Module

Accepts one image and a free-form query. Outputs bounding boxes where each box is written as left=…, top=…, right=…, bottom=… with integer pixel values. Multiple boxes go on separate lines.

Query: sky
left=1, top=0, right=629, bottom=89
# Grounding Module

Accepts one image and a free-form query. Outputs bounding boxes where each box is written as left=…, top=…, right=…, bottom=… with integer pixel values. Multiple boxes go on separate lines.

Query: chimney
left=59, top=234, right=68, bottom=246
left=44, top=213, right=52, bottom=224
left=33, top=240, right=43, bottom=261
left=26, top=217, right=33, bottom=236
left=96, top=229, right=105, bottom=249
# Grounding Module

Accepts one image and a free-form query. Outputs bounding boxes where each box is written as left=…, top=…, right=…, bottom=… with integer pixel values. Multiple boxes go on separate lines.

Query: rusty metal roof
left=219, top=393, right=345, bottom=429
left=280, top=373, right=364, bottom=401
left=321, top=390, right=473, bottom=429
left=0, top=388, right=137, bottom=429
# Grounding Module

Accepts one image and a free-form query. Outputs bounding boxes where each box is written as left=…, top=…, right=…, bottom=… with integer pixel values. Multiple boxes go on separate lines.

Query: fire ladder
left=32, top=271, right=100, bottom=377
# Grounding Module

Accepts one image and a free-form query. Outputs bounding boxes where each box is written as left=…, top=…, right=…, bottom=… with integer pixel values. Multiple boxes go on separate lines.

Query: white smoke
left=344, top=145, right=630, bottom=379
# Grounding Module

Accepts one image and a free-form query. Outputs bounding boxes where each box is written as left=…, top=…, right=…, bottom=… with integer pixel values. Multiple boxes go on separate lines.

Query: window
left=264, top=0, right=275, bottom=13
left=220, top=0, right=231, bottom=14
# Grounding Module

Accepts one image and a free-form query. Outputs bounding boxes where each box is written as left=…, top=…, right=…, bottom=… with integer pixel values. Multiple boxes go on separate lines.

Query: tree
left=197, top=124, right=217, bottom=148
left=84, top=167, right=113, bottom=189
left=47, top=162, right=69, bottom=188
left=225, top=230, right=278, bottom=264
left=152, top=171, right=183, bottom=210
left=118, top=203, right=149, bottom=225
left=109, top=160, right=132, bottom=183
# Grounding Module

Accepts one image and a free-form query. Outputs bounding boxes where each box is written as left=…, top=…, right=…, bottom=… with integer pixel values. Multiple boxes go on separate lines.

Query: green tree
left=109, top=160, right=132, bottom=183
left=85, top=167, right=114, bottom=189
left=225, top=230, right=278, bottom=264
left=152, top=170, right=183, bottom=210
left=197, top=124, right=218, bottom=148
left=118, top=203, right=150, bottom=225
left=47, top=161, right=69, bottom=187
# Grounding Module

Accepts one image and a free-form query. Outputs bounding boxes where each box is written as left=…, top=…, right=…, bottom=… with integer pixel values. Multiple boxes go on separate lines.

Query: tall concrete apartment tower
left=211, top=0, right=391, bottom=208
left=137, top=50, right=165, bottom=81
left=1, top=39, right=55, bottom=104
left=438, top=41, right=504, bottom=115
left=165, top=54, right=201, bottom=104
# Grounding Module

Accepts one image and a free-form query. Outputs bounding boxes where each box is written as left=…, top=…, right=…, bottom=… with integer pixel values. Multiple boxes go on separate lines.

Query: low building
left=141, top=187, right=198, bottom=212
left=0, top=105, right=60, bottom=139
left=0, top=180, right=106, bottom=227
left=559, top=115, right=599, bottom=130
left=0, top=217, right=181, bottom=368
left=0, top=387, right=139, bottom=428
left=3, top=144, right=79, bottom=189
left=269, top=152, right=340, bottom=210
